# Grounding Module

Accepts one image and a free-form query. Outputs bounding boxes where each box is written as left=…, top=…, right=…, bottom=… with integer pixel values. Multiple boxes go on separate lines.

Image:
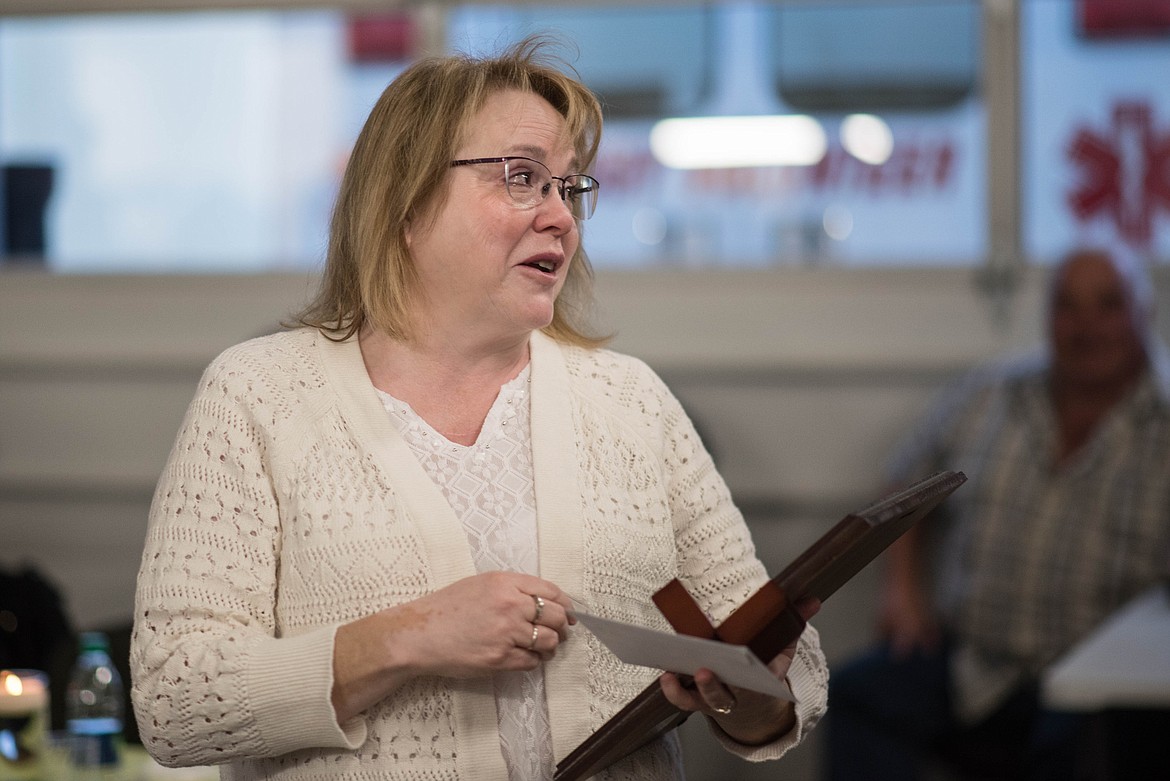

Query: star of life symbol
left=1067, top=101, right=1170, bottom=249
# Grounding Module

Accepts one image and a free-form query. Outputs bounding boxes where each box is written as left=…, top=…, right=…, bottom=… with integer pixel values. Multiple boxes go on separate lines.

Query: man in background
left=825, top=247, right=1170, bottom=780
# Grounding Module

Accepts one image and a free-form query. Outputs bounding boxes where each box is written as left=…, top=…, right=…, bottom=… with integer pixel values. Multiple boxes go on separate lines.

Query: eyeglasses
left=449, top=156, right=600, bottom=220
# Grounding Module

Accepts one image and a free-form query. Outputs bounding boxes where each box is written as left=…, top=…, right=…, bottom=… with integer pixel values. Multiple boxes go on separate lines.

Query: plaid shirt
left=889, top=347, right=1170, bottom=720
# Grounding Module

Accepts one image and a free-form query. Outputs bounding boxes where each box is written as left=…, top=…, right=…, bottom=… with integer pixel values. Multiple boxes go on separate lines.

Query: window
left=15, top=2, right=1155, bottom=272
left=451, top=2, right=984, bottom=267
left=0, top=11, right=355, bottom=271
left=1022, top=0, right=1170, bottom=264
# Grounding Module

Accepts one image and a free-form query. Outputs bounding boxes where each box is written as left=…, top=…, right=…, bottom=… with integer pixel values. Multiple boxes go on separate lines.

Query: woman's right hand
left=331, top=571, right=574, bottom=722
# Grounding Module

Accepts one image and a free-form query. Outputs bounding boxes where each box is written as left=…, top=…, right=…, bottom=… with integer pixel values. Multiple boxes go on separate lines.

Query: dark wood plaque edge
left=554, top=470, right=966, bottom=780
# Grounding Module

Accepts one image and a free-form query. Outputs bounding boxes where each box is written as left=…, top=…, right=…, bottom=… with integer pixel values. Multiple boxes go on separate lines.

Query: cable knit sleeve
left=130, top=340, right=363, bottom=768
left=655, top=373, right=829, bottom=761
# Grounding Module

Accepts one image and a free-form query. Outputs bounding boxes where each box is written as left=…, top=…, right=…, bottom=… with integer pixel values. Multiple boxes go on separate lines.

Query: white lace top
left=377, top=365, right=554, bottom=781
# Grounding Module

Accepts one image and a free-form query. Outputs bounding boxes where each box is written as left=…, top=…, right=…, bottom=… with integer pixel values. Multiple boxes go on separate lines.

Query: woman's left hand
left=658, top=597, right=820, bottom=746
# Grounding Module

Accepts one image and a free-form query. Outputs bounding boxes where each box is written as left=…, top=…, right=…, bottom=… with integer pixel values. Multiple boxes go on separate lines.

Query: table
left=0, top=742, right=217, bottom=781
left=1042, top=585, right=1170, bottom=710
left=1041, top=585, right=1170, bottom=779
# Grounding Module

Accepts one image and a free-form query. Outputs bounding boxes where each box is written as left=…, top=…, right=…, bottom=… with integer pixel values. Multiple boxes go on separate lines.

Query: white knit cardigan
left=131, top=328, right=828, bottom=780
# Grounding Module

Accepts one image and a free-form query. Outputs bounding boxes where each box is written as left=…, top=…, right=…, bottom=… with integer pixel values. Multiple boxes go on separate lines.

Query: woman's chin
left=520, top=303, right=557, bottom=332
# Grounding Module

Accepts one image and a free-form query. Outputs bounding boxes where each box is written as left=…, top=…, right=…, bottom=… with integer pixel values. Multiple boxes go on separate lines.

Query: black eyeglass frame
left=449, top=156, right=600, bottom=220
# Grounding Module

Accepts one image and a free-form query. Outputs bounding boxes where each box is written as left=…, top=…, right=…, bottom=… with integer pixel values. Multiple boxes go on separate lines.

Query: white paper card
left=573, top=611, right=794, bottom=701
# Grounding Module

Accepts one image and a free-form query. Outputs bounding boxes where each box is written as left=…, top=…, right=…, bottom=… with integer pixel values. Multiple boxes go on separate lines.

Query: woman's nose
left=534, top=190, right=576, bottom=232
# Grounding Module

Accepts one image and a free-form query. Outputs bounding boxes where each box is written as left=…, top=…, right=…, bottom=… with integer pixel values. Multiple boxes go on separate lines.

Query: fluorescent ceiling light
left=841, top=114, right=894, bottom=165
left=650, top=115, right=827, bottom=169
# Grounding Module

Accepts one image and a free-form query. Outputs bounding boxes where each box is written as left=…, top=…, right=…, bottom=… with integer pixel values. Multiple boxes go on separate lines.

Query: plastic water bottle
left=65, top=631, right=123, bottom=775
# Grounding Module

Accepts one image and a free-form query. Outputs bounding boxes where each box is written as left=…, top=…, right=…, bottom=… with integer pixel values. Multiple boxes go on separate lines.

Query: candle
left=0, top=670, right=48, bottom=717
left=1, top=669, right=50, bottom=768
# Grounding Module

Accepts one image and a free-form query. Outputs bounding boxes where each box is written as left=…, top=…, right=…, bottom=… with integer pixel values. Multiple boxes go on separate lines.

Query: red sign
left=808, top=141, right=955, bottom=193
left=1067, top=101, right=1170, bottom=248
left=1078, top=0, right=1170, bottom=38
left=347, top=14, right=415, bottom=63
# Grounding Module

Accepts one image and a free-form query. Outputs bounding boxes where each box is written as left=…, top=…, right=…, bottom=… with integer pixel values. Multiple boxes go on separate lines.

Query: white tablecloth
left=1042, top=586, right=1170, bottom=711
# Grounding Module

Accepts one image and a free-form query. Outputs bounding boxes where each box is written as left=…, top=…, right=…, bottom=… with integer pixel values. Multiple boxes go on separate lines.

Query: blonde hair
left=295, top=36, right=609, bottom=348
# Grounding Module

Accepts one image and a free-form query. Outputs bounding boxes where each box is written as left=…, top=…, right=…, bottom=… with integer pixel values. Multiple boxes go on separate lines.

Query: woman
left=130, top=38, right=827, bottom=780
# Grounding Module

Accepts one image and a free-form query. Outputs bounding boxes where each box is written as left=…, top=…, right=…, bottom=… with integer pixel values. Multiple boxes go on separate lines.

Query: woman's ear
left=404, top=203, right=426, bottom=248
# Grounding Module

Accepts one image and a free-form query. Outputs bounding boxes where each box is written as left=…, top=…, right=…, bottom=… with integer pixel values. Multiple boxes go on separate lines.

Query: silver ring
left=528, top=623, right=540, bottom=651
left=532, top=595, right=545, bottom=623
left=712, top=704, right=733, bottom=715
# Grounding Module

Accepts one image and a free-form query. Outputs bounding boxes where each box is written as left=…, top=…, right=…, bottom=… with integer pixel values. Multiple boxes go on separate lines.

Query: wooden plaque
left=554, top=469, right=966, bottom=780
